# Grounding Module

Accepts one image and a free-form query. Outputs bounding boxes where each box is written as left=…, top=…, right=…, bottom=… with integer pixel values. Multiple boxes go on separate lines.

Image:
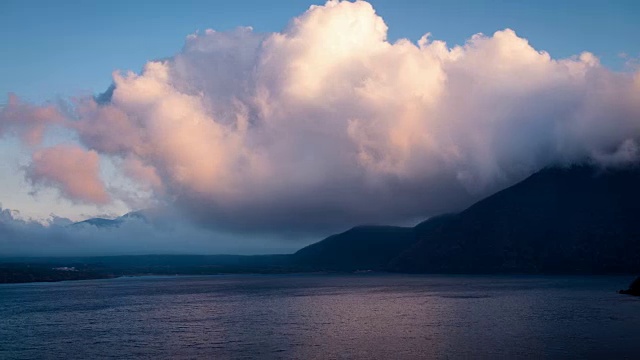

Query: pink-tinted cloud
left=26, top=145, right=110, bottom=204
left=0, top=93, right=65, bottom=146
left=121, top=156, right=164, bottom=192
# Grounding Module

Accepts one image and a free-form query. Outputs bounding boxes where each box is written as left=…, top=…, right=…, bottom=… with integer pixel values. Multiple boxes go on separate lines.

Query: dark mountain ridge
left=70, top=211, right=147, bottom=228
left=391, top=165, right=640, bottom=273
left=293, top=225, right=416, bottom=271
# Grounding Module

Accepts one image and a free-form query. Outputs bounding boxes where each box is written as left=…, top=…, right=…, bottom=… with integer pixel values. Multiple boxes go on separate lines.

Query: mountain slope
left=293, top=225, right=416, bottom=271
left=391, top=165, right=640, bottom=273
left=70, top=211, right=147, bottom=228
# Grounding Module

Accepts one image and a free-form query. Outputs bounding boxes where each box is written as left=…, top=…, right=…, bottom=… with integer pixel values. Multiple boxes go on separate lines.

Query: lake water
left=1, top=274, right=639, bottom=359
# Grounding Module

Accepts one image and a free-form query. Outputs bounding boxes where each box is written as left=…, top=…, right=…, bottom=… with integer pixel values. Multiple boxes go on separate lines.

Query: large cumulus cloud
left=2, top=0, right=640, bottom=245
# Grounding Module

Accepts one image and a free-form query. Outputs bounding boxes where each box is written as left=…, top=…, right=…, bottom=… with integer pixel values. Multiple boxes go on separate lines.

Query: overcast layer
left=1, top=1, right=639, bottom=255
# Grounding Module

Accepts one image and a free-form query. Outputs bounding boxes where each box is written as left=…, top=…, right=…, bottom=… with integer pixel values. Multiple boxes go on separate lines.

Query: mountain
left=293, top=226, right=416, bottom=271
left=73, top=217, right=122, bottom=228
left=619, top=276, right=640, bottom=296
left=71, top=211, right=147, bottom=228
left=390, top=165, right=640, bottom=274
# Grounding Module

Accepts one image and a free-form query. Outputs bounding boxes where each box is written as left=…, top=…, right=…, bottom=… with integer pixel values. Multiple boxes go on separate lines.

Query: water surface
left=1, top=274, right=638, bottom=359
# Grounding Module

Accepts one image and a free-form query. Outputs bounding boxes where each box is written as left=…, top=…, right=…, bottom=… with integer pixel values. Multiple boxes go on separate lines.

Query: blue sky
left=1, top=0, right=639, bottom=103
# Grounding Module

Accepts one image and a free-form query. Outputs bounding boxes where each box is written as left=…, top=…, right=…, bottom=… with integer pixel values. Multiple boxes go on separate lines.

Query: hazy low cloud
left=0, top=207, right=299, bottom=256
left=1, top=0, right=640, bottom=253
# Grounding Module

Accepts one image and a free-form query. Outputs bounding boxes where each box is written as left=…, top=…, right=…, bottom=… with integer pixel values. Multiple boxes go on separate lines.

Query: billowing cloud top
left=1, top=0, right=640, bottom=252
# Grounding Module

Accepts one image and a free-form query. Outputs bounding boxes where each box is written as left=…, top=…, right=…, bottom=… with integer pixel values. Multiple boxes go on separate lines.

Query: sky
left=0, top=0, right=639, bottom=255
left=2, top=0, right=638, bottom=103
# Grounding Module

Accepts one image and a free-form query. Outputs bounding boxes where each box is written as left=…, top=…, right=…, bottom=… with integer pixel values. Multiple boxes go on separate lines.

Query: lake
left=1, top=274, right=639, bottom=359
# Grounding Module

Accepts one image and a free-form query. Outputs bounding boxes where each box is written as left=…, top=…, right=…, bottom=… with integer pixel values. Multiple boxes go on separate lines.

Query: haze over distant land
left=1, top=0, right=640, bottom=256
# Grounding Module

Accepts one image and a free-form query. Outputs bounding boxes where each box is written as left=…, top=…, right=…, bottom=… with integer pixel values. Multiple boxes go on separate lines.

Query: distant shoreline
left=1, top=263, right=637, bottom=285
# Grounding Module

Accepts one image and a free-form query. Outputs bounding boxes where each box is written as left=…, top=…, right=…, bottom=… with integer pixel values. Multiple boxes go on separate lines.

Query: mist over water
left=1, top=274, right=639, bottom=359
